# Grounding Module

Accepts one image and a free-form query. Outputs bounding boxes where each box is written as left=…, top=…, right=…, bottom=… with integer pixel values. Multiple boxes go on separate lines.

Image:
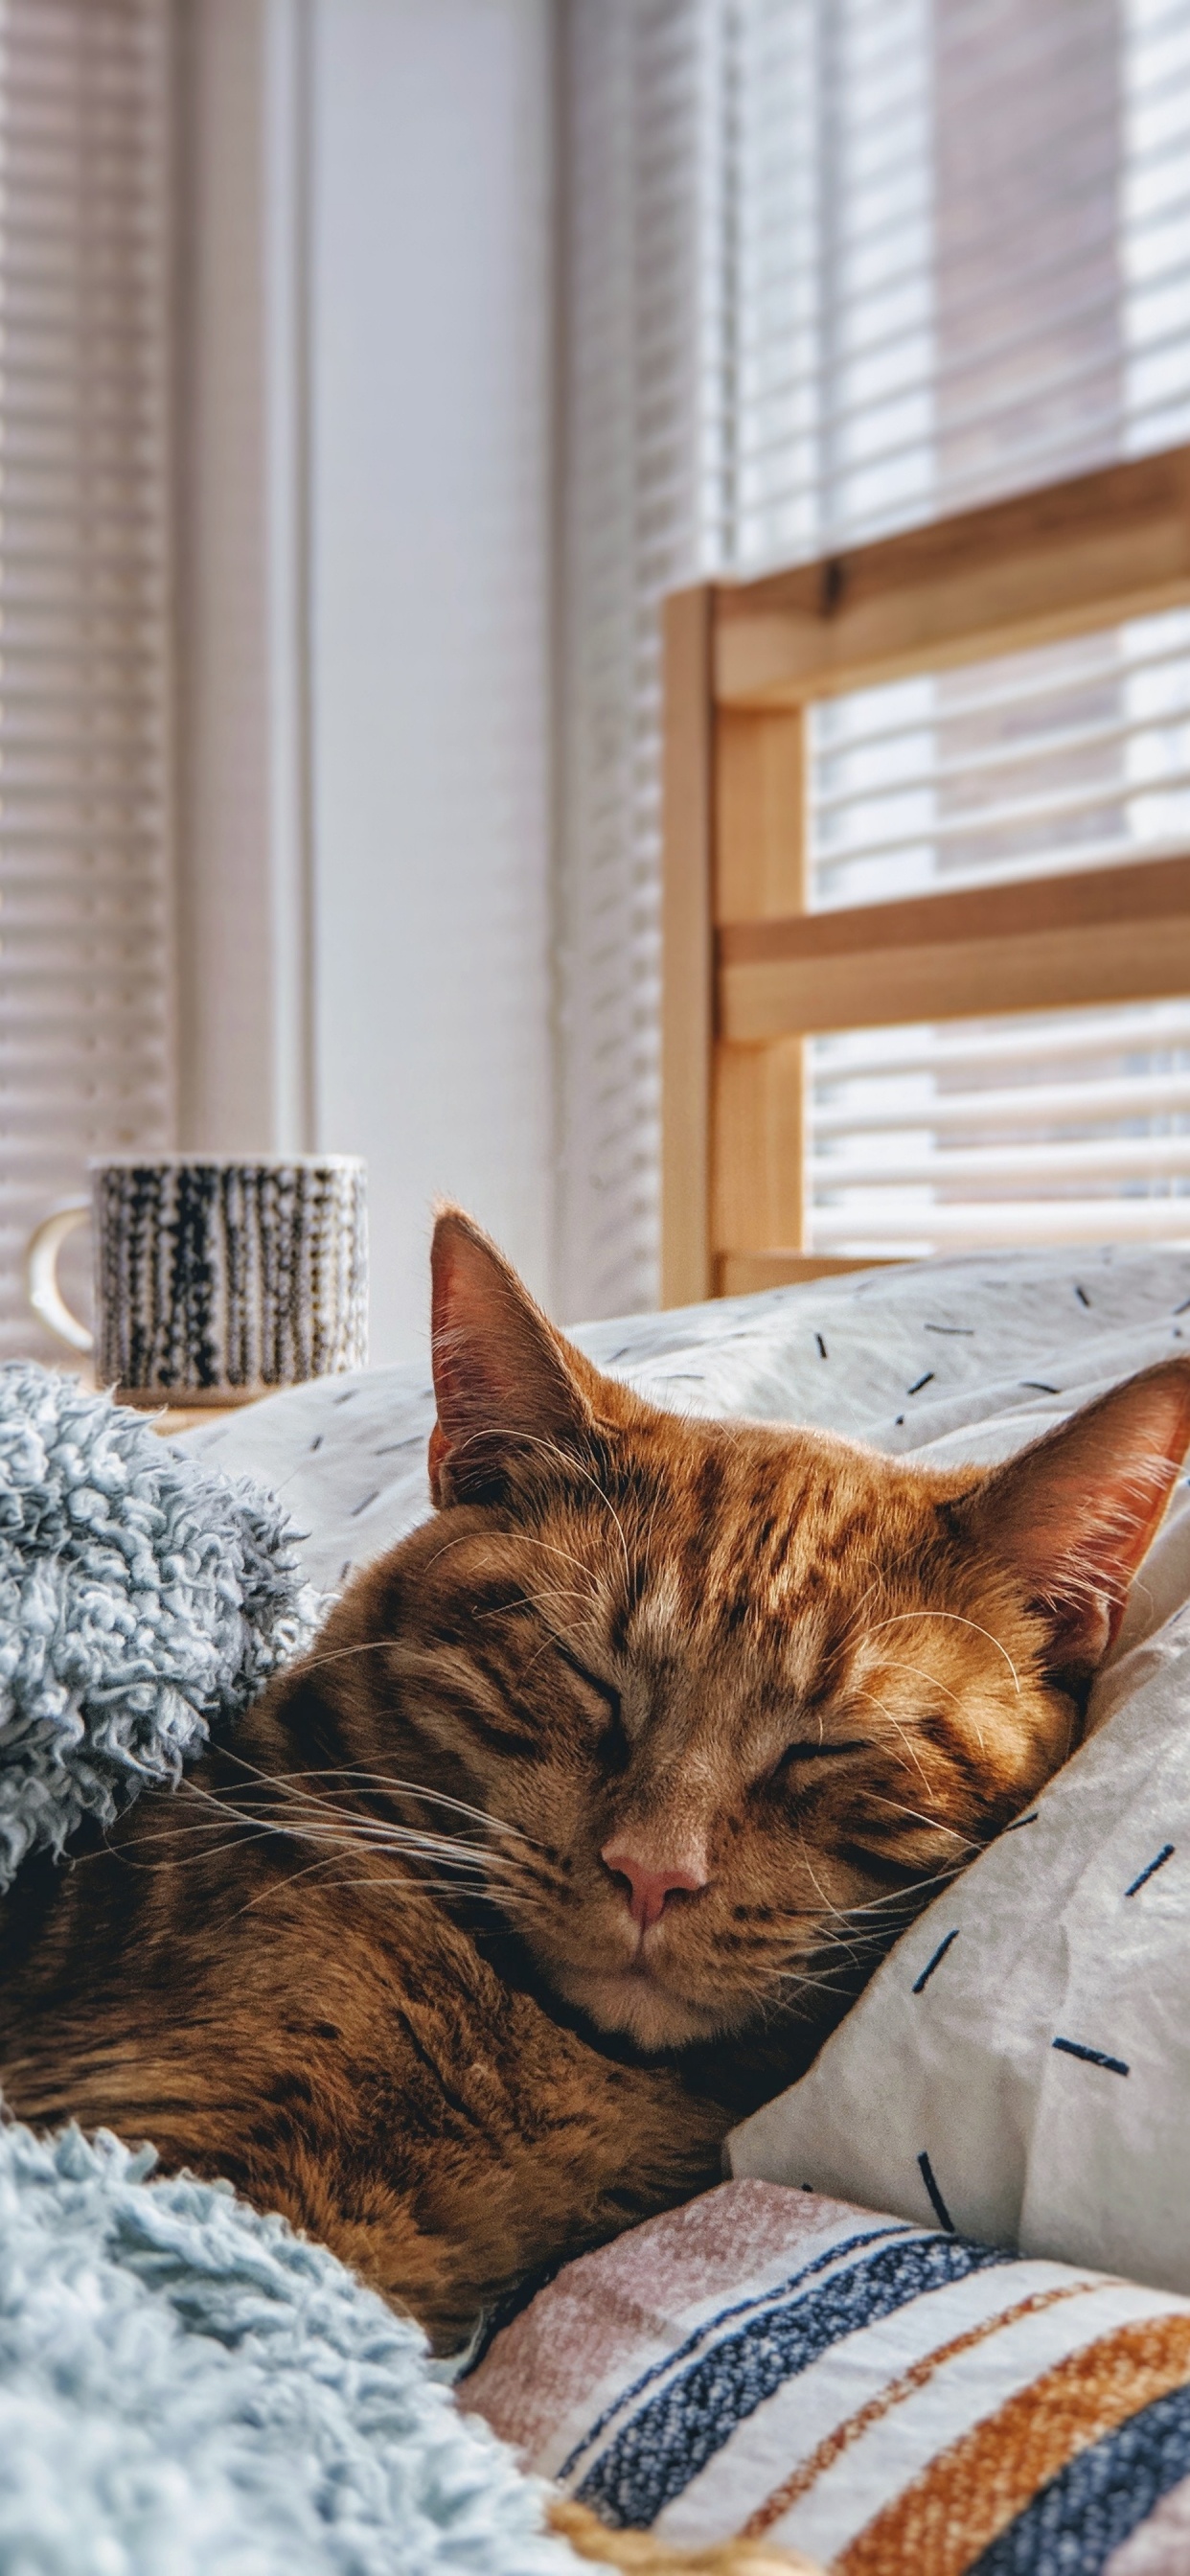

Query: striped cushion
left=464, top=2180, right=1190, bottom=2574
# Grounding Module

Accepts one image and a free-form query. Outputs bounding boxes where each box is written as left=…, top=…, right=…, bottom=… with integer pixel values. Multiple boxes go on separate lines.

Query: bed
left=167, top=1239, right=1190, bottom=2573
left=7, top=1242, right=1190, bottom=2572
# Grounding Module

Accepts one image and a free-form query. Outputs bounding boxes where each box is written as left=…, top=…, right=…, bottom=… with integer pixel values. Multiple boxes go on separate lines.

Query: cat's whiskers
left=198, top=1777, right=497, bottom=1853
left=518, top=1432, right=634, bottom=1592
left=98, top=1808, right=539, bottom=1926
left=223, top=1845, right=545, bottom=1929
left=833, top=1568, right=896, bottom=1658
left=793, top=1920, right=880, bottom=1975
left=786, top=1815, right=955, bottom=1964
left=238, top=1833, right=544, bottom=1920
left=515, top=1622, right=588, bottom=1686
left=865, top=1608, right=1022, bottom=1695
left=794, top=1824, right=865, bottom=1932
left=770, top=1959, right=875, bottom=2011
left=225, top=1843, right=396, bottom=1923
left=511, top=1532, right=607, bottom=1594
left=770, top=1928, right=914, bottom=2002
left=326, top=1878, right=541, bottom=1904
left=222, top=1760, right=541, bottom=1847
left=94, top=1823, right=283, bottom=1872
left=880, top=1654, right=967, bottom=1712
left=211, top=1746, right=541, bottom=1854
left=833, top=1872, right=950, bottom=1918
left=429, top=1425, right=634, bottom=1594
left=858, top=1788, right=982, bottom=1852
left=785, top=1835, right=902, bottom=1976
left=297, top=1635, right=417, bottom=1678
left=473, top=1588, right=597, bottom=1621
left=850, top=1688, right=932, bottom=1786
left=174, top=1774, right=534, bottom=1890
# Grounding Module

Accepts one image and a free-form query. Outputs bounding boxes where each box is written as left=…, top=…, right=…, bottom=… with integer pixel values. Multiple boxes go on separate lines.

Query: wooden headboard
left=659, top=441, right=1190, bottom=1307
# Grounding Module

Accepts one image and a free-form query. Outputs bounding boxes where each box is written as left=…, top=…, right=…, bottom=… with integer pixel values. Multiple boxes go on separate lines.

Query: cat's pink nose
left=601, top=1839, right=709, bottom=1931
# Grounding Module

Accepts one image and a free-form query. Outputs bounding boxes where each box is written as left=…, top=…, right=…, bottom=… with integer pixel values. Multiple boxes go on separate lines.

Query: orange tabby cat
left=2, top=1216, right=1187, bottom=2438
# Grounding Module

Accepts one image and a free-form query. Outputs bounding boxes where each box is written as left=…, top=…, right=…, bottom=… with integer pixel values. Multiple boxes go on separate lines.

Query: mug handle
left=25, top=1199, right=94, bottom=1353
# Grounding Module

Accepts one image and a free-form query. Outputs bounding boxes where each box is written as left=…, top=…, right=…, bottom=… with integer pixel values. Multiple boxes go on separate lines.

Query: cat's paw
left=546, top=2496, right=823, bottom=2576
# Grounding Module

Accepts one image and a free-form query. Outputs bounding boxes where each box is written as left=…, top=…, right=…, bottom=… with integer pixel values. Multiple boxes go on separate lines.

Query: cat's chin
left=551, top=1960, right=739, bottom=2053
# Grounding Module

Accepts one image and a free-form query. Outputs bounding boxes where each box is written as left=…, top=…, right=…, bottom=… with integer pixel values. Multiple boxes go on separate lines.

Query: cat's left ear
left=961, top=1355, right=1190, bottom=1680
left=427, top=1208, right=595, bottom=1507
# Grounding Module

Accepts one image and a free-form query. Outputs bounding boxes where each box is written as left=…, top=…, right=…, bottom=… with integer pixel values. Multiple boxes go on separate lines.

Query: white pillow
left=729, top=1477, right=1190, bottom=2297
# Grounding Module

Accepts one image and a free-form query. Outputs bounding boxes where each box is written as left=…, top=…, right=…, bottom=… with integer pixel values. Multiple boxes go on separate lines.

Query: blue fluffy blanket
left=0, top=1368, right=592, bottom=2576
left=0, top=1364, right=318, bottom=1888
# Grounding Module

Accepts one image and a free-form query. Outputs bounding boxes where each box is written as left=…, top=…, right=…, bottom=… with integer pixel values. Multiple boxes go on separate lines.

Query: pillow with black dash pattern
left=730, top=1461, right=1190, bottom=2299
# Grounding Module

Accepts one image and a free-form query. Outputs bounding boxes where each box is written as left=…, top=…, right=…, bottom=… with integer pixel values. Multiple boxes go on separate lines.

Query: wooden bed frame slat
left=720, top=852, right=1190, bottom=1040
left=662, top=440, right=1190, bottom=1304
left=716, top=1252, right=899, bottom=1295
left=715, top=446, right=1190, bottom=707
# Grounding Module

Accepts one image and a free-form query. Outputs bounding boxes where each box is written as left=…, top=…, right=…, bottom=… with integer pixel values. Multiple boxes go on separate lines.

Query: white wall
left=308, top=0, right=557, bottom=1361
left=178, top=0, right=557, bottom=1365
left=175, top=0, right=312, bottom=1162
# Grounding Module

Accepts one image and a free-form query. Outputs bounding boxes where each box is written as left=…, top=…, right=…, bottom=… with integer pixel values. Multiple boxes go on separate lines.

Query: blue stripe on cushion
left=557, top=2222, right=913, bottom=2488
left=577, top=2234, right=1015, bottom=2528
left=969, top=2382, right=1190, bottom=2574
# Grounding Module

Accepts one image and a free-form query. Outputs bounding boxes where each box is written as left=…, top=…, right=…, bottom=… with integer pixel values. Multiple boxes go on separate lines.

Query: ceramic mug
left=26, top=1155, right=368, bottom=1404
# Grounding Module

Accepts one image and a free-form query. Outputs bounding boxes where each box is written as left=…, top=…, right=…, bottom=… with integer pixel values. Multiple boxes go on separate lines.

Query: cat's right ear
left=427, top=1208, right=594, bottom=1507
left=960, top=1354, right=1190, bottom=1683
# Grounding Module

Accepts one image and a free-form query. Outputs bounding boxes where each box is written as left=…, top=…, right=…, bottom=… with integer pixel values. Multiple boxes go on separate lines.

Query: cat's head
left=366, top=1213, right=1190, bottom=2053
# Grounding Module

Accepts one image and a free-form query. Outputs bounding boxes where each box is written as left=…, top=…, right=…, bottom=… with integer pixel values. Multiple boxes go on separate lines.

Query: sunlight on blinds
left=561, top=0, right=1190, bottom=1309
left=0, top=0, right=173, bottom=1362
left=804, top=600, right=1190, bottom=1254
left=759, top=0, right=1190, bottom=1261
left=809, top=1004, right=1190, bottom=1255
left=810, top=611, right=1190, bottom=911
left=799, top=0, right=1190, bottom=1258
left=710, top=0, right=1190, bottom=570
left=555, top=4, right=705, bottom=1319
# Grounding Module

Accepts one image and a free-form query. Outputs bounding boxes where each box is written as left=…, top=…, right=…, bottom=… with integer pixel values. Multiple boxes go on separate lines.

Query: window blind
left=560, top=0, right=1190, bottom=1306
left=0, top=0, right=173, bottom=1363
left=805, top=604, right=1190, bottom=1252
left=555, top=2, right=707, bottom=1321
left=810, top=1003, right=1190, bottom=1254
left=810, top=614, right=1190, bottom=914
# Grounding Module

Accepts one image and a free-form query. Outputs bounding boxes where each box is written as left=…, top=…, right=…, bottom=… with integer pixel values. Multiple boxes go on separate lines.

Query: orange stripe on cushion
left=836, top=2314, right=1190, bottom=2576
left=742, top=2285, right=1090, bottom=2540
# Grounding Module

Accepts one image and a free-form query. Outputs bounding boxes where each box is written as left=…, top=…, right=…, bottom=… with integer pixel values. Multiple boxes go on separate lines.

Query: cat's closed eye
left=553, top=1643, right=630, bottom=1769
left=767, top=1736, right=873, bottom=1787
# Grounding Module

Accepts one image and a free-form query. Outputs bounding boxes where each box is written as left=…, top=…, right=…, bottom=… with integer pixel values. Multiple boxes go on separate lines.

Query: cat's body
left=0, top=1641, right=730, bottom=2353
left=3, top=1212, right=1189, bottom=2365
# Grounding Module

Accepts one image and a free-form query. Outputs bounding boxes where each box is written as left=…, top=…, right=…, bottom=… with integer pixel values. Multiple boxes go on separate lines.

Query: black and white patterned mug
left=25, top=1156, right=368, bottom=1404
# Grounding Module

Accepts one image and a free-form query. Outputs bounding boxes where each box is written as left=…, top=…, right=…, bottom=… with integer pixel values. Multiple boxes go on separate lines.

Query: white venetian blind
left=0, top=0, right=173, bottom=1363
left=559, top=0, right=1190, bottom=1304
left=806, top=613, right=1190, bottom=1253
left=555, top=2, right=708, bottom=1320
left=795, top=0, right=1190, bottom=1258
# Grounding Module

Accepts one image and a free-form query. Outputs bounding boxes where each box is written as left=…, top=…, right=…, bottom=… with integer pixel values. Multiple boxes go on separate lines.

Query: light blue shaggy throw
left=0, top=1362, right=318, bottom=1889
left=0, top=2123, right=579, bottom=2576
left=0, top=1367, right=592, bottom=2576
